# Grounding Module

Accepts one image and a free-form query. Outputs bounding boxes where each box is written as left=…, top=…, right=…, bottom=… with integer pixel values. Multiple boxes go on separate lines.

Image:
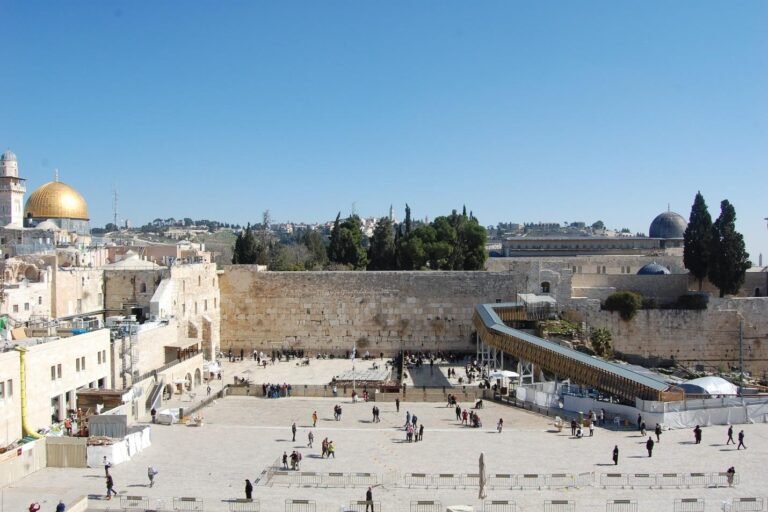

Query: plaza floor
left=4, top=391, right=766, bottom=512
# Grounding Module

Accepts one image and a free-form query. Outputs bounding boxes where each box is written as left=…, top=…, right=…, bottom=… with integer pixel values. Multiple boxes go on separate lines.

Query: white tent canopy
left=488, top=370, right=520, bottom=379
left=681, top=376, right=739, bottom=396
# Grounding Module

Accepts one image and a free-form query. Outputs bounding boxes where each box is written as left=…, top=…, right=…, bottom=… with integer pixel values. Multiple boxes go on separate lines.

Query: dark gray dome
left=649, top=211, right=687, bottom=239
left=1, top=150, right=17, bottom=162
left=637, top=262, right=671, bottom=275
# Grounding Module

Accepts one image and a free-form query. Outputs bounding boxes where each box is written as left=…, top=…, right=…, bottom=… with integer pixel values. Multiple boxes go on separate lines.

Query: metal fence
left=120, top=495, right=150, bottom=510
left=347, top=500, right=381, bottom=512
left=729, top=498, right=765, bottom=512
left=483, top=500, right=517, bottom=512
left=674, top=498, right=705, bottom=512
left=227, top=499, right=260, bottom=512
left=284, top=499, right=316, bottom=512
left=269, top=470, right=380, bottom=488
left=173, top=497, right=204, bottom=511
left=601, top=473, right=629, bottom=488
left=410, top=501, right=441, bottom=512
left=404, top=473, right=432, bottom=488
left=606, top=499, right=638, bottom=512
left=544, top=500, right=575, bottom=512
left=600, top=472, right=739, bottom=489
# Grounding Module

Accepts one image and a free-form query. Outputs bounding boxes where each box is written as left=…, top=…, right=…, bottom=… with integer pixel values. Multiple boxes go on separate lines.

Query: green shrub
left=589, top=328, right=613, bottom=357
left=603, top=291, right=643, bottom=321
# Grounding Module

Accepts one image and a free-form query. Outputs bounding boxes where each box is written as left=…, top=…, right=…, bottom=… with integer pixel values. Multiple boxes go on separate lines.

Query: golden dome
left=25, top=181, right=90, bottom=220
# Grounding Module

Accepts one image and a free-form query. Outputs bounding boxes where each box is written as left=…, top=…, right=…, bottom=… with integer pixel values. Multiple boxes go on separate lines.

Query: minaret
left=0, top=150, right=27, bottom=227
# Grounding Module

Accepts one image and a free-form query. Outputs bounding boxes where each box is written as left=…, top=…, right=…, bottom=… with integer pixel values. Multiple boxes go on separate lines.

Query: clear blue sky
left=2, top=2, right=767, bottom=258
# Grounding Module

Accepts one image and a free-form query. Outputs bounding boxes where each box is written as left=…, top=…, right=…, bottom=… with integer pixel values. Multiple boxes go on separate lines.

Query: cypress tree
left=708, top=200, right=751, bottom=297
left=683, top=192, right=713, bottom=290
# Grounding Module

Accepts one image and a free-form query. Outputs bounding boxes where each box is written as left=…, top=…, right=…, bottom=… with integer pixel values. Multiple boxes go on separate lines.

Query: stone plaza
left=3, top=360, right=766, bottom=512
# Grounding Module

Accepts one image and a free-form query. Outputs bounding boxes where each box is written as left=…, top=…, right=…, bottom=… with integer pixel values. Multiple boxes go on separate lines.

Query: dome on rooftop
left=25, top=181, right=89, bottom=221
left=1, top=150, right=17, bottom=162
left=637, top=262, right=671, bottom=275
left=649, top=211, right=687, bottom=239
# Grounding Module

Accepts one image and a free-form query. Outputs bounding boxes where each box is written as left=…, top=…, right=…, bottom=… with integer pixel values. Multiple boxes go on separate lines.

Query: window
left=6, top=380, right=11, bottom=397
left=38, top=296, right=42, bottom=305
left=57, top=364, right=62, bottom=379
left=541, top=282, right=551, bottom=294
left=0, top=381, right=4, bottom=399
left=24, top=302, right=30, bottom=311
left=195, top=302, right=198, bottom=314
left=81, top=356, right=86, bottom=370
left=214, top=298, right=217, bottom=309
left=198, top=276, right=201, bottom=286
left=98, top=351, right=102, bottom=364
left=77, top=299, right=82, bottom=312
left=182, top=303, right=186, bottom=315
left=76, top=358, right=80, bottom=372
left=204, top=299, right=208, bottom=311
left=140, top=282, right=147, bottom=293
left=12, top=304, right=18, bottom=313
left=51, top=366, right=56, bottom=380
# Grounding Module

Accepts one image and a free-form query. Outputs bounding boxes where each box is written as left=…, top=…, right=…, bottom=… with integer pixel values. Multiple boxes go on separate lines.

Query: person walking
left=151, top=408, right=157, bottom=424
left=726, top=466, right=736, bottom=487
left=640, top=421, right=646, bottom=437
left=147, top=466, right=158, bottom=488
left=56, top=501, right=66, bottom=512
left=321, top=438, right=328, bottom=458
left=612, top=445, right=619, bottom=465
left=245, top=479, right=253, bottom=500
left=365, top=486, right=374, bottom=512
left=589, top=419, right=594, bottom=437
left=737, top=430, right=746, bottom=450
left=726, top=425, right=735, bottom=445
left=405, top=411, right=411, bottom=428
left=570, top=419, right=577, bottom=436
left=599, top=408, right=605, bottom=426
left=655, top=424, right=662, bottom=443
left=327, top=440, right=336, bottom=458
left=282, top=451, right=289, bottom=469
left=418, top=424, right=424, bottom=441
left=497, top=418, right=503, bottom=433
left=455, top=404, right=462, bottom=421
left=103, top=457, right=111, bottom=476
left=646, top=436, right=655, bottom=457
left=312, top=411, right=318, bottom=427
left=308, top=430, right=314, bottom=448
left=105, top=475, right=118, bottom=499
left=395, top=398, right=400, bottom=412
left=292, top=422, right=297, bottom=442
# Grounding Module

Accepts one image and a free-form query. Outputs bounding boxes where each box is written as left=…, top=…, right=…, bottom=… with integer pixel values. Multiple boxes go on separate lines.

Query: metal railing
left=483, top=500, right=517, bottom=512
left=674, top=499, right=705, bottom=512
left=728, top=498, right=765, bottom=512
left=120, top=495, right=150, bottom=510
left=347, top=500, right=381, bottom=512
left=227, top=499, right=260, bottom=512
left=544, top=500, right=575, bottom=512
left=606, top=499, right=638, bottom=512
left=173, top=497, right=204, bottom=511
left=284, top=499, right=316, bottom=512
left=410, top=501, right=441, bottom=512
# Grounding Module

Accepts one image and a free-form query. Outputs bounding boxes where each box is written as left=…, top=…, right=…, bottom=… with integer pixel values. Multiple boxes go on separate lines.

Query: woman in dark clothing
left=245, top=479, right=253, bottom=500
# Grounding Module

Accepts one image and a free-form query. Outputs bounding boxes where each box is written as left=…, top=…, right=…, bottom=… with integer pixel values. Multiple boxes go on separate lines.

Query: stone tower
left=0, top=150, right=27, bottom=227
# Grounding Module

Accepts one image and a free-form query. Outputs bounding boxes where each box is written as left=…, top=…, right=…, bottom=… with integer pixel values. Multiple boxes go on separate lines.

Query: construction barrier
left=284, top=499, right=316, bottom=512
left=351, top=472, right=379, bottom=487
left=686, top=473, right=708, bottom=488
left=227, top=499, right=260, bottom=512
left=710, top=472, right=739, bottom=488
left=519, top=474, right=546, bottom=490
left=729, top=498, right=764, bottom=512
left=323, top=472, right=347, bottom=487
left=435, top=473, right=463, bottom=489
left=410, top=500, right=441, bottom=512
left=657, top=473, right=683, bottom=489
left=601, top=473, right=629, bottom=488
left=404, top=473, right=433, bottom=488
left=606, top=499, right=638, bottom=512
left=297, top=472, right=322, bottom=486
left=483, top=500, right=517, bottom=512
left=347, top=500, right=381, bottom=512
left=544, top=500, right=575, bottom=512
left=673, top=498, right=705, bottom=512
left=464, top=473, right=480, bottom=489
left=173, top=497, right=204, bottom=511
left=121, top=495, right=150, bottom=510
left=490, top=473, right=516, bottom=490
left=547, top=474, right=575, bottom=489
left=628, top=474, right=655, bottom=489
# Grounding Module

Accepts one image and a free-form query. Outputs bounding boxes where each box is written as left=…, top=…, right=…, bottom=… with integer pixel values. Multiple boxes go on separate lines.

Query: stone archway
left=194, top=368, right=202, bottom=386
left=185, top=373, right=192, bottom=391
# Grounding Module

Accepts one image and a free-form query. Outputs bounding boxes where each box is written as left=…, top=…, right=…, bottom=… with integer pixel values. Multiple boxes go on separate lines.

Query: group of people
left=333, top=404, right=344, bottom=420
left=456, top=407, right=483, bottom=428
left=262, top=382, right=291, bottom=398
left=404, top=410, right=425, bottom=442
left=282, top=450, right=303, bottom=470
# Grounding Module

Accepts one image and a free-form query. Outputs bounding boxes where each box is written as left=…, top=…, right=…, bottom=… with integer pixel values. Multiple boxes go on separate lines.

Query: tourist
left=455, top=404, right=462, bottom=421
left=646, top=436, right=655, bottom=457
left=637, top=414, right=642, bottom=428
left=337, top=405, right=343, bottom=421
left=103, top=457, right=111, bottom=476
left=365, top=486, right=374, bottom=512
left=737, top=430, right=746, bottom=450
left=570, top=419, right=577, bottom=436
left=640, top=421, right=646, bottom=436
left=612, top=445, right=619, bottom=465
left=371, top=405, right=377, bottom=422
left=64, top=417, right=72, bottom=435
left=655, top=424, right=662, bottom=442
left=245, top=479, right=253, bottom=500
left=726, top=466, right=736, bottom=487
left=206, top=385, right=211, bottom=396
left=693, top=425, right=702, bottom=444
left=600, top=409, right=605, bottom=425
left=151, top=408, right=157, bottom=424
left=419, top=424, right=424, bottom=441
left=312, top=410, right=318, bottom=427
left=147, top=466, right=158, bottom=488
left=308, top=430, right=314, bottom=448
left=332, top=385, right=337, bottom=397
left=406, top=423, right=413, bottom=442
left=405, top=411, right=411, bottom=427
left=395, top=398, right=400, bottom=412
left=327, top=440, right=336, bottom=458
left=589, top=420, right=594, bottom=437
left=56, top=501, right=66, bottom=512
left=497, top=418, right=503, bottom=433
left=462, top=409, right=469, bottom=425
left=575, top=425, right=583, bottom=438
left=726, top=425, right=735, bottom=445
left=321, top=438, right=328, bottom=458
left=282, top=451, right=289, bottom=469
left=411, top=414, right=418, bottom=427
left=292, top=421, right=297, bottom=441
left=105, top=474, right=118, bottom=499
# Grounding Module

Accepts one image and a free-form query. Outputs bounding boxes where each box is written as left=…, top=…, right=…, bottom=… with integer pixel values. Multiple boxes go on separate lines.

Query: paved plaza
left=3, top=360, right=767, bottom=512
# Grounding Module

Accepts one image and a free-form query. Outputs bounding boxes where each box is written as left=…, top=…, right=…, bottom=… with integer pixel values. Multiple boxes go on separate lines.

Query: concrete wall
left=0, top=349, right=21, bottom=444
left=487, top=255, right=687, bottom=275
left=104, top=268, right=168, bottom=317
left=54, top=267, right=104, bottom=318
left=220, top=269, right=538, bottom=355
left=170, top=264, right=220, bottom=358
left=572, top=273, right=690, bottom=301
left=567, top=297, right=768, bottom=377
left=2, top=280, right=51, bottom=324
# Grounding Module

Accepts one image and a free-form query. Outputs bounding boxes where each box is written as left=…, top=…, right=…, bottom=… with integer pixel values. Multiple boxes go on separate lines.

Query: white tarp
left=86, top=426, right=152, bottom=468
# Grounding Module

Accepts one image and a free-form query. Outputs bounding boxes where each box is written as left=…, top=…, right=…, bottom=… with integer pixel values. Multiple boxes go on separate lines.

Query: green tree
left=603, top=291, right=643, bottom=321
left=327, top=214, right=368, bottom=269
left=404, top=204, right=412, bottom=236
left=591, top=220, right=605, bottom=230
left=302, top=230, right=328, bottom=269
left=590, top=328, right=613, bottom=357
left=708, top=200, right=751, bottom=297
left=328, top=212, right=342, bottom=263
left=367, top=217, right=396, bottom=270
left=232, top=224, right=260, bottom=264
left=683, top=192, right=713, bottom=290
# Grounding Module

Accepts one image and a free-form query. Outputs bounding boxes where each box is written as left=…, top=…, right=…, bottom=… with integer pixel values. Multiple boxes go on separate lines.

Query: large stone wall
left=220, top=269, right=536, bottom=355
left=567, top=297, right=768, bottom=377
left=571, top=274, right=690, bottom=301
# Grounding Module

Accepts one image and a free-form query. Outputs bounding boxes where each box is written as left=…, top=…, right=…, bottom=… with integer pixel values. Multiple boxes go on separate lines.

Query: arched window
left=541, top=281, right=551, bottom=294
left=140, top=282, right=147, bottom=293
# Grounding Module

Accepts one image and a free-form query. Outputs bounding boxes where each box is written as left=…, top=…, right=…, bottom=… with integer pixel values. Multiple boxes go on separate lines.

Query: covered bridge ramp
left=472, top=303, right=683, bottom=403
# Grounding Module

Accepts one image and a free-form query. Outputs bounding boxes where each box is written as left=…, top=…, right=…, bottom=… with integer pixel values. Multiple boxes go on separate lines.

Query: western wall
left=219, top=265, right=567, bottom=354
